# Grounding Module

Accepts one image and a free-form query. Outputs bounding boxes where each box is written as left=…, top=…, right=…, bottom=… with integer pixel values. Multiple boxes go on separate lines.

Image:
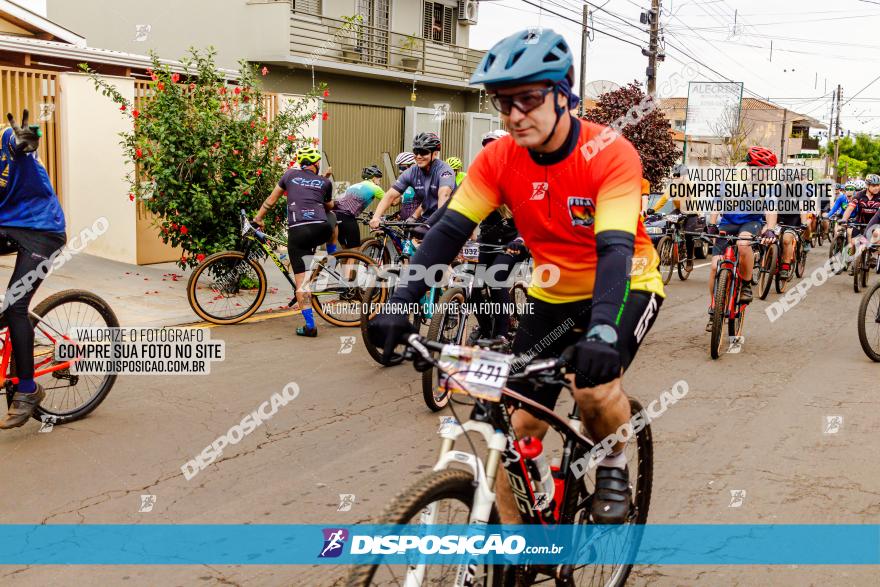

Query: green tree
left=80, top=48, right=326, bottom=267
left=837, top=154, right=867, bottom=181
left=582, top=81, right=681, bottom=191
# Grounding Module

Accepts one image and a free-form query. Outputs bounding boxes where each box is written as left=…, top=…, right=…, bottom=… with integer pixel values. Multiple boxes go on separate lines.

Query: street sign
left=685, top=82, right=743, bottom=138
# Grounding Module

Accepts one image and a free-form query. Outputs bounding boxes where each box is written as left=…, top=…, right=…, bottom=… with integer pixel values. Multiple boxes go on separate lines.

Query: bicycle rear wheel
left=564, top=398, right=653, bottom=587
left=710, top=269, right=731, bottom=359
left=15, top=290, right=120, bottom=424
left=656, top=236, right=675, bottom=285
left=857, top=281, right=880, bottom=362
left=345, top=469, right=503, bottom=587
left=186, top=250, right=267, bottom=325
left=309, top=251, right=379, bottom=327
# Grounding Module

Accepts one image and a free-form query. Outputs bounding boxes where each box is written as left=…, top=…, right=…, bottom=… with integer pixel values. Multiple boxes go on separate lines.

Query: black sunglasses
left=413, top=149, right=432, bottom=157
left=490, top=86, right=554, bottom=115
left=398, top=164, right=413, bottom=171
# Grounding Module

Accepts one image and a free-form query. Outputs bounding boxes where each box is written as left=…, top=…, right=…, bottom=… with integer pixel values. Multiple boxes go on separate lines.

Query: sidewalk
left=0, top=252, right=298, bottom=327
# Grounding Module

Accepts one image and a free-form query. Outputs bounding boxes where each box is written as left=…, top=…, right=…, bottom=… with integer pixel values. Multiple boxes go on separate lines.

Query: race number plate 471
left=437, top=344, right=513, bottom=402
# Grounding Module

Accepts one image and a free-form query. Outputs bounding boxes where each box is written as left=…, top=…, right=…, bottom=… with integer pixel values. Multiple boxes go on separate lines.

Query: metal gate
left=440, top=111, right=467, bottom=164
left=324, top=102, right=404, bottom=191
left=0, top=66, right=62, bottom=200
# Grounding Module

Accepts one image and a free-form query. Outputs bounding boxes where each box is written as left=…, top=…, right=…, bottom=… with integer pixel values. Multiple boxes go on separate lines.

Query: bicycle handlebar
left=403, top=334, right=565, bottom=381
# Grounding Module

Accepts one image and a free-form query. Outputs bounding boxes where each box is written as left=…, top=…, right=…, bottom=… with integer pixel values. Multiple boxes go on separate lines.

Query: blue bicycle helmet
left=470, top=28, right=573, bottom=88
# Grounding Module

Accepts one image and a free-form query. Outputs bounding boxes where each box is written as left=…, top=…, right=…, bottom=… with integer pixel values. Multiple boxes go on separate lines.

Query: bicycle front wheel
left=359, top=238, right=390, bottom=265
left=853, top=252, right=864, bottom=293
left=857, top=281, right=880, bottom=362
left=422, top=287, right=467, bottom=411
left=18, top=290, right=120, bottom=424
left=656, top=236, right=675, bottom=285
left=345, top=469, right=502, bottom=587
left=187, top=250, right=267, bottom=325
left=308, top=250, right=379, bottom=327
left=795, top=242, right=807, bottom=279
left=758, top=245, right=775, bottom=300
left=710, top=269, right=731, bottom=359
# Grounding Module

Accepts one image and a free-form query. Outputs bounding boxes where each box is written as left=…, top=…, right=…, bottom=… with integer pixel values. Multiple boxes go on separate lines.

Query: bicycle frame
left=0, top=311, right=77, bottom=389
left=712, top=235, right=747, bottom=323
left=237, top=211, right=357, bottom=305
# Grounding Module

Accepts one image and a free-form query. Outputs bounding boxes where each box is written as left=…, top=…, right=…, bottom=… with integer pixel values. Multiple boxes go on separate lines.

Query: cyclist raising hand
left=0, top=110, right=67, bottom=428
left=253, top=147, right=333, bottom=338
left=368, top=29, right=664, bottom=525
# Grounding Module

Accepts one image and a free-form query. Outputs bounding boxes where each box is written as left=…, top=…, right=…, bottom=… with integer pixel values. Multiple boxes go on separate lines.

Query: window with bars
left=292, top=0, right=322, bottom=15
left=423, top=1, right=455, bottom=45
left=356, top=0, right=391, bottom=65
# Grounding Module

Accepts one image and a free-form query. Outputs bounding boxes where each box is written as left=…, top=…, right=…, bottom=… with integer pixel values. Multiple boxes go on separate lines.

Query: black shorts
left=288, top=222, right=332, bottom=273
left=713, top=221, right=762, bottom=256
left=336, top=213, right=361, bottom=249
left=508, top=291, right=662, bottom=410
left=778, top=214, right=801, bottom=228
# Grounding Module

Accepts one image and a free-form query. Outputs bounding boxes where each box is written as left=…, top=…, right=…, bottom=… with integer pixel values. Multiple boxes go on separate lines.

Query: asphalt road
left=1, top=241, right=878, bottom=586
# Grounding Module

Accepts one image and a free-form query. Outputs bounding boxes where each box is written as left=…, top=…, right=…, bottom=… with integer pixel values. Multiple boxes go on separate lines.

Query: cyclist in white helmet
left=394, top=152, right=420, bottom=220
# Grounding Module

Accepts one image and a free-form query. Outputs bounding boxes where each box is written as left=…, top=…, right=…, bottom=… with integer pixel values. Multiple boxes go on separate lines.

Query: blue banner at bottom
left=0, top=525, right=876, bottom=565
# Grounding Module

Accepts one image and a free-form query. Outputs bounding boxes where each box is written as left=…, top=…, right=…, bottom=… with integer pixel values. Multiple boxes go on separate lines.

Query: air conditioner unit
left=458, top=0, right=479, bottom=25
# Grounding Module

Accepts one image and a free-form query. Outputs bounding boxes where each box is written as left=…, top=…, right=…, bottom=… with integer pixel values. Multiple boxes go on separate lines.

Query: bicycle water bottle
left=517, top=436, right=555, bottom=507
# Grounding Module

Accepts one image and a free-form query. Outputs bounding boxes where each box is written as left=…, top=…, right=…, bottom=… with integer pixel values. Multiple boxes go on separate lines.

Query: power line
left=519, top=0, right=645, bottom=48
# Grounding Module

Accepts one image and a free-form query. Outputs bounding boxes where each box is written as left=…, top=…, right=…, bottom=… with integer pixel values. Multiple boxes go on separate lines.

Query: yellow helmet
left=296, top=146, right=322, bottom=165
left=446, top=156, right=463, bottom=171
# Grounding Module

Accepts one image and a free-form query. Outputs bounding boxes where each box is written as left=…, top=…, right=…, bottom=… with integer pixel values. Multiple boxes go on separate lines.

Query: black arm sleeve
left=389, top=209, right=477, bottom=305
left=588, top=230, right=635, bottom=334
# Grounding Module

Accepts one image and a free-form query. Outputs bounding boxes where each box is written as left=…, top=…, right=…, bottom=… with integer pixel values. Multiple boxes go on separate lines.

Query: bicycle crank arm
left=288, top=298, right=297, bottom=307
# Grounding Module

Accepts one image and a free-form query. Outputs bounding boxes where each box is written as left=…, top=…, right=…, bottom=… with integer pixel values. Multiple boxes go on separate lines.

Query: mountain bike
left=703, top=233, right=761, bottom=360
left=346, top=334, right=652, bottom=587
left=857, top=251, right=880, bottom=361
left=1, top=290, right=118, bottom=424
left=187, top=211, right=380, bottom=326
left=655, top=215, right=693, bottom=284
left=358, top=219, right=440, bottom=366
left=421, top=241, right=529, bottom=411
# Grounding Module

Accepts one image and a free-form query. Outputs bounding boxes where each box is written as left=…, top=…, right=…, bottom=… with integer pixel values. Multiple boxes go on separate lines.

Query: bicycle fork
left=405, top=421, right=507, bottom=587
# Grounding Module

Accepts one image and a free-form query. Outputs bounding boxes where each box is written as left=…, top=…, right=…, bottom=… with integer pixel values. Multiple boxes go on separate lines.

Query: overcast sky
left=472, top=0, right=880, bottom=136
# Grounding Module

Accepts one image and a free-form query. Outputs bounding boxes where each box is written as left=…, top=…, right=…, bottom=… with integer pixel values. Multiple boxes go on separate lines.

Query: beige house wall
left=46, top=0, right=289, bottom=70
left=58, top=72, right=137, bottom=264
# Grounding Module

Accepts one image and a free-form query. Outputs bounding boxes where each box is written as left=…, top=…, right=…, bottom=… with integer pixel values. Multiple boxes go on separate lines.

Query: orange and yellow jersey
left=449, top=120, right=664, bottom=304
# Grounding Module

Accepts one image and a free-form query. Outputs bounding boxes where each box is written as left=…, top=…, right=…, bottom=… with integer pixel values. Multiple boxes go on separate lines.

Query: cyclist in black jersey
left=253, top=147, right=333, bottom=338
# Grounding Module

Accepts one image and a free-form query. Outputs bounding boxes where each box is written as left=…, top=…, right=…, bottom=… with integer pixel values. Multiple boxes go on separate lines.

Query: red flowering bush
left=582, top=82, right=681, bottom=192
left=80, top=48, right=325, bottom=267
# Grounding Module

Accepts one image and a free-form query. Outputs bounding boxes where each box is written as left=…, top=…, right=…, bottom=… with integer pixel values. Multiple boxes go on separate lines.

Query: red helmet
left=745, top=146, right=778, bottom=167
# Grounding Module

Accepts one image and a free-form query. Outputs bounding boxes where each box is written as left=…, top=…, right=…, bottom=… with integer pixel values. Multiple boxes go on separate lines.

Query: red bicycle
left=1, top=289, right=118, bottom=425
left=703, top=232, right=761, bottom=360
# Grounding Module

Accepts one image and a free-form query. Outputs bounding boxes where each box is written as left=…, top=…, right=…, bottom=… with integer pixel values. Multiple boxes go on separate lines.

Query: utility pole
left=825, top=88, right=836, bottom=177
left=780, top=108, right=788, bottom=163
left=833, top=84, right=842, bottom=179
left=579, top=4, right=589, bottom=117
left=642, top=0, right=662, bottom=96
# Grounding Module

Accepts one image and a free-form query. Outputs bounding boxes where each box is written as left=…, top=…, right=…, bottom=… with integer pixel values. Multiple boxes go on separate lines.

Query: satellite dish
left=584, top=80, right=621, bottom=100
